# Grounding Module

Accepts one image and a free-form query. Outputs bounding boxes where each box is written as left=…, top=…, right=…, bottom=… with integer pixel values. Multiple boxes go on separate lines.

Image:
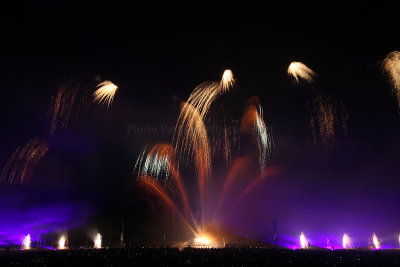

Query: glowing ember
left=93, top=81, right=118, bottom=108
left=300, top=232, right=308, bottom=249
left=94, top=233, right=102, bottom=249
left=372, top=233, right=380, bottom=249
left=343, top=233, right=353, bottom=249
left=288, top=61, right=316, bottom=83
left=22, top=234, right=31, bottom=250
left=58, top=235, right=66, bottom=249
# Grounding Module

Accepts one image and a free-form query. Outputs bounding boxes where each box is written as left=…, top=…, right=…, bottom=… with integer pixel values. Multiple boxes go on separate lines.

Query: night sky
left=1, top=3, right=400, bottom=247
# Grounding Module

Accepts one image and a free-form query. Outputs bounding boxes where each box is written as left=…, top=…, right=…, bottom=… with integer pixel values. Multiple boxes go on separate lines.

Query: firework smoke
left=0, top=138, right=48, bottom=185
left=93, top=81, right=118, bottom=108
left=288, top=61, right=316, bottom=83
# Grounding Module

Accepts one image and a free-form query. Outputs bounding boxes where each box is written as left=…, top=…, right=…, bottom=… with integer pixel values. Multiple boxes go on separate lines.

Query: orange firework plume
left=1, top=138, right=48, bottom=185
left=174, top=69, right=235, bottom=166
left=134, top=144, right=199, bottom=233
left=241, top=97, right=274, bottom=175
left=382, top=51, right=400, bottom=110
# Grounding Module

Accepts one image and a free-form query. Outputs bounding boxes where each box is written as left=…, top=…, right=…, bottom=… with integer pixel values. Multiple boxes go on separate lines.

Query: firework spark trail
left=134, top=144, right=199, bottom=232
left=174, top=102, right=211, bottom=229
left=48, top=81, right=91, bottom=136
left=382, top=51, right=400, bottom=110
left=93, top=81, right=118, bottom=108
left=139, top=175, right=198, bottom=236
left=308, top=91, right=348, bottom=146
left=288, top=61, right=316, bottom=83
left=0, top=138, right=48, bottom=185
left=49, top=86, right=77, bottom=135
left=241, top=97, right=274, bottom=175
left=174, top=69, right=235, bottom=167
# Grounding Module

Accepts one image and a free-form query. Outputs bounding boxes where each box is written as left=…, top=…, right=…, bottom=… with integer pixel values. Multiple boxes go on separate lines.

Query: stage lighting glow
left=22, top=234, right=31, bottom=250
left=94, top=233, right=102, bottom=249
left=58, top=235, right=66, bottom=249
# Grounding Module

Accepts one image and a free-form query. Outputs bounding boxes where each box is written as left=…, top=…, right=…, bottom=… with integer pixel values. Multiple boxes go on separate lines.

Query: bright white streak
left=372, top=233, right=380, bottom=249
left=58, top=235, right=66, bottom=249
left=22, top=234, right=31, bottom=250
left=300, top=232, right=308, bottom=249
left=94, top=233, right=102, bottom=249
left=343, top=233, right=352, bottom=249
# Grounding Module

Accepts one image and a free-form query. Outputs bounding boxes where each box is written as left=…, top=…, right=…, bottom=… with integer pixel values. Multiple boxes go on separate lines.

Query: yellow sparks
left=93, top=81, right=118, bottom=108
left=220, top=69, right=234, bottom=92
left=0, top=138, right=48, bottom=185
left=382, top=51, right=400, bottom=110
left=288, top=61, right=316, bottom=83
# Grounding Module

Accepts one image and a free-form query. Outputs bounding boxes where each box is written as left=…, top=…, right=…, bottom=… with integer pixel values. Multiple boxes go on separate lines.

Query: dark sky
left=1, top=2, right=400, bottom=246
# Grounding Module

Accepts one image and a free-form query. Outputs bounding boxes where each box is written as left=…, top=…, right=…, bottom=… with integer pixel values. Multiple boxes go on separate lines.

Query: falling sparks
left=308, top=91, right=348, bottom=146
left=220, top=69, right=234, bottom=92
left=58, top=235, right=66, bottom=249
left=22, top=234, right=31, bottom=250
left=93, top=81, right=118, bottom=108
left=343, top=233, right=353, bottom=249
left=382, top=51, right=400, bottom=110
left=241, top=97, right=274, bottom=175
left=94, top=233, right=102, bottom=249
left=48, top=80, right=91, bottom=135
left=300, top=232, right=308, bottom=249
left=372, top=233, right=380, bottom=249
left=0, top=138, right=48, bottom=185
left=288, top=61, right=316, bottom=83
